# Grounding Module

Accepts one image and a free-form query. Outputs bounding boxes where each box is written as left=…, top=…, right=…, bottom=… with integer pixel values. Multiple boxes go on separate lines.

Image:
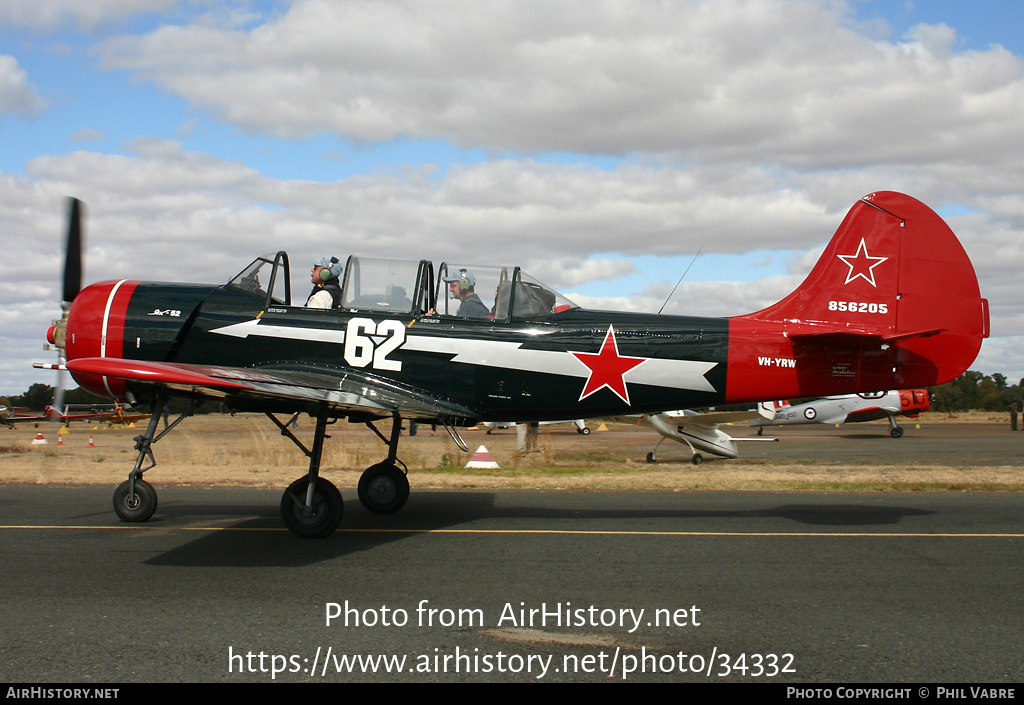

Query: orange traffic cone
left=89, top=435, right=95, bottom=448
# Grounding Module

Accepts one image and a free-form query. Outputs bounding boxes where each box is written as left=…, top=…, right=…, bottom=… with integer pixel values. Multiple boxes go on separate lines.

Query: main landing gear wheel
left=890, top=426, right=904, bottom=438
left=692, top=454, right=704, bottom=466
left=646, top=451, right=656, bottom=464
left=577, top=427, right=591, bottom=435
left=113, top=479, right=158, bottom=523
left=280, top=477, right=343, bottom=538
left=358, top=462, right=410, bottom=514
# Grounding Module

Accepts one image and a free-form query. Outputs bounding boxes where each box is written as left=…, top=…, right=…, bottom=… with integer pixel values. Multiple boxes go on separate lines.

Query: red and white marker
left=465, top=445, right=500, bottom=468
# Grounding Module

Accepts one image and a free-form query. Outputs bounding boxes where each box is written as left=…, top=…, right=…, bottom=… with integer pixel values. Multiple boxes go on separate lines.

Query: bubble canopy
left=227, top=252, right=579, bottom=320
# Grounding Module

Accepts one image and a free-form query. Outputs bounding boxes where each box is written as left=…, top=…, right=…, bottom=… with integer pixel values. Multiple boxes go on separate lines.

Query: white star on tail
left=836, top=238, right=888, bottom=287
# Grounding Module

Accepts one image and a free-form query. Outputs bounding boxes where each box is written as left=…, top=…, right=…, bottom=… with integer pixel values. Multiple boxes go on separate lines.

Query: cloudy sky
left=2, top=0, right=1022, bottom=396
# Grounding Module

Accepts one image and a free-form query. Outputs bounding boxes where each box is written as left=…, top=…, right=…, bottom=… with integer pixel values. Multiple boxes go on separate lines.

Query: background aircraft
left=749, top=390, right=930, bottom=438
left=35, top=192, right=987, bottom=537
left=627, top=408, right=777, bottom=464
left=0, top=403, right=147, bottom=429
left=0, top=406, right=35, bottom=428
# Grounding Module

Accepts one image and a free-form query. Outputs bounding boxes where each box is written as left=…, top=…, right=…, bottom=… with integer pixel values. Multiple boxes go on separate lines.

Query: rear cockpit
left=226, top=252, right=579, bottom=321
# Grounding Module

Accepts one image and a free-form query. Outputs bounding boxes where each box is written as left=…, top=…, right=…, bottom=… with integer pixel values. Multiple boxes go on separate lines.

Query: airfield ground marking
left=2, top=525, right=1023, bottom=538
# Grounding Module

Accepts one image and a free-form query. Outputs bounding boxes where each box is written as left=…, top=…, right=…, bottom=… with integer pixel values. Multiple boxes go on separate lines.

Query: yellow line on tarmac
left=2, top=525, right=1023, bottom=538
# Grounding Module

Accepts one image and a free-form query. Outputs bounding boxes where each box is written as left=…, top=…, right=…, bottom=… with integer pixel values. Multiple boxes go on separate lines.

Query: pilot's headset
left=316, top=256, right=342, bottom=282
left=450, top=268, right=477, bottom=291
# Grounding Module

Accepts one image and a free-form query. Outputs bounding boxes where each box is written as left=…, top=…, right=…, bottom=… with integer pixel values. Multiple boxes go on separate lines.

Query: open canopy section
left=226, top=251, right=291, bottom=306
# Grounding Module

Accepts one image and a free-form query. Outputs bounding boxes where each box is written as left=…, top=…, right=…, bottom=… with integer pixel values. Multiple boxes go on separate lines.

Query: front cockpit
left=226, top=252, right=292, bottom=306
left=226, top=252, right=579, bottom=321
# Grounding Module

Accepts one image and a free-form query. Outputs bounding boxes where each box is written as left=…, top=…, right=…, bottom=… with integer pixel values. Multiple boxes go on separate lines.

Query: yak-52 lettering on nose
left=35, top=192, right=989, bottom=537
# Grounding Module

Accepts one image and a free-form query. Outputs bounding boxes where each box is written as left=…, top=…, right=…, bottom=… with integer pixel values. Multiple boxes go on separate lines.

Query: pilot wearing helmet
left=307, top=256, right=343, bottom=308
left=442, top=268, right=489, bottom=318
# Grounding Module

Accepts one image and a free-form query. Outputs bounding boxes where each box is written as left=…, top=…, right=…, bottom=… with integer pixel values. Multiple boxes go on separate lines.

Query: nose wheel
left=111, top=396, right=188, bottom=525
left=112, top=478, right=158, bottom=522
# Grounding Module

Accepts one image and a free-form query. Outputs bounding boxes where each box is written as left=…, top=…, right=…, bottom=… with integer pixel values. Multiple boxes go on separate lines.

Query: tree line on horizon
left=929, top=371, right=1024, bottom=414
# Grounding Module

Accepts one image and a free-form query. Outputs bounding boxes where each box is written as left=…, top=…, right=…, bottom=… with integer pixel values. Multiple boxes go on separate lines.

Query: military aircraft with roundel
left=749, top=389, right=931, bottom=438
left=35, top=192, right=989, bottom=537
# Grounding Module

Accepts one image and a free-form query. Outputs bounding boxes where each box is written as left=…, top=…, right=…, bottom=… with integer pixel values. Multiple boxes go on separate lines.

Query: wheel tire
left=890, top=426, right=904, bottom=439
left=113, top=479, right=158, bottom=523
left=358, top=462, right=410, bottom=514
left=578, top=427, right=591, bottom=435
left=280, top=477, right=343, bottom=538
left=692, top=454, right=703, bottom=466
left=646, top=451, right=656, bottom=464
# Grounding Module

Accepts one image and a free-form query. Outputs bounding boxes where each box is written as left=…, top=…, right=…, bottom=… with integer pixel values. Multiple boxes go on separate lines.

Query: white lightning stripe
left=210, top=319, right=346, bottom=344
left=404, top=335, right=718, bottom=393
left=624, top=357, right=716, bottom=392
left=406, top=336, right=582, bottom=375
left=208, top=320, right=717, bottom=394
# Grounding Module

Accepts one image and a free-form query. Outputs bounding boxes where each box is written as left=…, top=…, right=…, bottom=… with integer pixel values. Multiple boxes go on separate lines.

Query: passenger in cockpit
left=442, top=269, right=489, bottom=318
left=307, top=256, right=343, bottom=308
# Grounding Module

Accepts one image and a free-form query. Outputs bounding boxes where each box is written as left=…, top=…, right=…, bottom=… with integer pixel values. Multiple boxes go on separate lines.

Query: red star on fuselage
left=836, top=238, right=888, bottom=287
left=571, top=325, right=647, bottom=405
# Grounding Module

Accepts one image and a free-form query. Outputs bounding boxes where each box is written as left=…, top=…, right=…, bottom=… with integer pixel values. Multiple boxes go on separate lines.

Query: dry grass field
left=1, top=410, right=1021, bottom=492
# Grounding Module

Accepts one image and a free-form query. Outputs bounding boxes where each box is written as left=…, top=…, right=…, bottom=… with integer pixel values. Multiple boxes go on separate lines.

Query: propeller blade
left=63, top=197, right=83, bottom=303
left=50, top=375, right=66, bottom=428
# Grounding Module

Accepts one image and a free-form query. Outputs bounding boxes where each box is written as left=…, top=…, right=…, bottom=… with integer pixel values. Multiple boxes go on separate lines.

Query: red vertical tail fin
left=734, top=192, right=988, bottom=390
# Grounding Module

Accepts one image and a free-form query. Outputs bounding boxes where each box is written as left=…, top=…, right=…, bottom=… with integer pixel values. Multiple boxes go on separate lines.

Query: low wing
left=662, top=409, right=766, bottom=427
left=843, top=406, right=892, bottom=424
left=0, top=411, right=50, bottom=426
left=65, top=357, right=478, bottom=422
left=660, top=410, right=778, bottom=442
left=603, top=409, right=765, bottom=431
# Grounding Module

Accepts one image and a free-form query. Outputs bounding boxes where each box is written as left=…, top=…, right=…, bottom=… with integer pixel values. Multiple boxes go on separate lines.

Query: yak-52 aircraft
left=35, top=192, right=988, bottom=537
left=750, top=389, right=930, bottom=438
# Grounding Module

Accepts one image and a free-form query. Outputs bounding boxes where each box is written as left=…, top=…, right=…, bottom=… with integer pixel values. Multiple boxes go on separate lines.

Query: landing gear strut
left=645, top=436, right=704, bottom=465
left=273, top=412, right=344, bottom=538
left=887, top=415, right=904, bottom=438
left=110, top=402, right=414, bottom=537
left=358, top=411, right=410, bottom=514
left=112, top=396, right=199, bottom=524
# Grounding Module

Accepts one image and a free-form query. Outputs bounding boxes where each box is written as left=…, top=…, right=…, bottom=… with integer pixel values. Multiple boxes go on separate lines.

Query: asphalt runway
left=1, top=483, right=1022, bottom=683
